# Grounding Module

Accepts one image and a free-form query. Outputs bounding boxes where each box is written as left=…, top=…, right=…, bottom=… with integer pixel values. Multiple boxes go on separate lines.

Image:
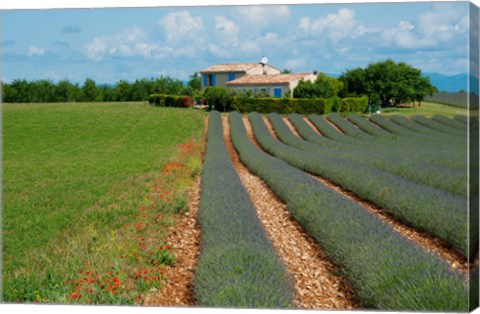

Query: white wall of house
left=231, top=84, right=290, bottom=97
left=200, top=64, right=281, bottom=91
left=200, top=72, right=246, bottom=90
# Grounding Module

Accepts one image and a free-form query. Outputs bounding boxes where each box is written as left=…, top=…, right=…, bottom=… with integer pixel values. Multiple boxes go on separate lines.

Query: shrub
left=231, top=96, right=367, bottom=115
left=341, top=96, right=369, bottom=112
left=202, top=87, right=234, bottom=112
left=148, top=94, right=194, bottom=108
left=232, top=97, right=328, bottom=115
left=326, top=96, right=340, bottom=113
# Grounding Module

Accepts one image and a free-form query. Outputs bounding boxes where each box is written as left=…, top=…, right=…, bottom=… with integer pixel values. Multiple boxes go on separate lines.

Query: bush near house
left=148, top=94, right=194, bottom=108
left=148, top=91, right=368, bottom=115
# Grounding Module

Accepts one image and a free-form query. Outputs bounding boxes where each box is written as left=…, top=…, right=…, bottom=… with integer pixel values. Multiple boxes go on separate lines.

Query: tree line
left=1, top=74, right=202, bottom=103
left=2, top=59, right=437, bottom=107
left=294, top=59, right=438, bottom=106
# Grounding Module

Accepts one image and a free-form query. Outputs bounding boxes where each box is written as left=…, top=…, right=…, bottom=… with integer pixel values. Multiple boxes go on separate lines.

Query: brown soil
left=144, top=117, right=209, bottom=307
left=302, top=116, right=325, bottom=136
left=322, top=116, right=346, bottom=134
left=227, top=115, right=361, bottom=310
left=144, top=177, right=201, bottom=306
left=273, top=116, right=471, bottom=273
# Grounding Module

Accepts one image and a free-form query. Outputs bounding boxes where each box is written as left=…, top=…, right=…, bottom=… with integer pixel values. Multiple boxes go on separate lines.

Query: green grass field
left=2, top=102, right=206, bottom=304
left=378, top=101, right=469, bottom=118
left=1, top=99, right=470, bottom=305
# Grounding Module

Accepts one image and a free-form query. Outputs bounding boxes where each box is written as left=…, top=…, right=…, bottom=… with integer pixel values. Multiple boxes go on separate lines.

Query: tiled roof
left=226, top=73, right=313, bottom=86
left=200, top=63, right=262, bottom=73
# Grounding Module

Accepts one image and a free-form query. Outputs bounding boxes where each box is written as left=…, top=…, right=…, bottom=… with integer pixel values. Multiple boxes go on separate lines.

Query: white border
left=0, top=0, right=478, bottom=10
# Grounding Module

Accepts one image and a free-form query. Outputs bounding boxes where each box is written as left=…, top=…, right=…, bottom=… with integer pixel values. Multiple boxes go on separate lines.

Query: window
left=228, top=73, right=236, bottom=81
left=273, top=87, right=282, bottom=98
left=204, top=74, right=216, bottom=87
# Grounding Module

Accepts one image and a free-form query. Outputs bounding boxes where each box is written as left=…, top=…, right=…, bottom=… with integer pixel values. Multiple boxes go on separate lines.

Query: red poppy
left=71, top=293, right=77, bottom=299
left=165, top=245, right=171, bottom=250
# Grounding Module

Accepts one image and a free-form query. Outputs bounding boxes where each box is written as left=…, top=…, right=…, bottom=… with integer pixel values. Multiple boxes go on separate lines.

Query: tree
left=202, top=87, right=234, bottom=112
left=187, top=72, right=201, bottom=91
left=82, top=78, right=99, bottom=102
left=293, top=73, right=342, bottom=99
left=281, top=69, right=292, bottom=74
left=338, top=68, right=367, bottom=98
left=113, top=80, right=132, bottom=102
left=340, top=59, right=436, bottom=106
left=56, top=80, right=81, bottom=102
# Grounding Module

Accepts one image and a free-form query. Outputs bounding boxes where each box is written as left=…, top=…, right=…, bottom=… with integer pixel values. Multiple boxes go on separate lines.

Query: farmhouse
left=200, top=62, right=316, bottom=97
left=226, top=73, right=317, bottom=98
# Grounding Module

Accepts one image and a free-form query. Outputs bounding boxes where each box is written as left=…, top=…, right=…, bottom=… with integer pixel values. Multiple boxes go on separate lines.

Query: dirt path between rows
left=271, top=116, right=470, bottom=273
left=225, top=115, right=360, bottom=310
left=144, top=116, right=209, bottom=307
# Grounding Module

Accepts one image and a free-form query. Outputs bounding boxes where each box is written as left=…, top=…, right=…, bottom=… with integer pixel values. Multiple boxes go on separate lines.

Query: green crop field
left=2, top=102, right=206, bottom=304
left=2, top=100, right=478, bottom=310
left=378, top=101, right=469, bottom=118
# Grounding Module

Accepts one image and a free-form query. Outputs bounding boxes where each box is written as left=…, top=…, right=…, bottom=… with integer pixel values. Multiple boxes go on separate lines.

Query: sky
left=0, top=0, right=475, bottom=84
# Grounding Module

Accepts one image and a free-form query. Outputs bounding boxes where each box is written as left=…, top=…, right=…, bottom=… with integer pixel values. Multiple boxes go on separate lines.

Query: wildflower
left=165, top=245, right=171, bottom=250
left=71, top=293, right=77, bottom=299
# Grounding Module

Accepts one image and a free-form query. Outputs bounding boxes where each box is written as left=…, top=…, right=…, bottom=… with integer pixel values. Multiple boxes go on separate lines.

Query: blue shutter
left=274, top=88, right=282, bottom=98
left=212, top=74, right=216, bottom=86
left=228, top=73, right=235, bottom=81
left=203, top=74, right=208, bottom=87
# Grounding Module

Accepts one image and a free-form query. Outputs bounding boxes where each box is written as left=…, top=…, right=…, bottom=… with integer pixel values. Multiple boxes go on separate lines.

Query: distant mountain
left=423, top=72, right=469, bottom=93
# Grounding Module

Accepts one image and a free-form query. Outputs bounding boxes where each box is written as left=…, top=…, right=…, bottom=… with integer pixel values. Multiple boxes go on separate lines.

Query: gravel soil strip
left=228, top=115, right=360, bottom=310
left=144, top=116, right=208, bottom=306
left=302, top=116, right=325, bottom=136
left=144, top=176, right=202, bottom=306
left=273, top=116, right=470, bottom=273
left=323, top=116, right=348, bottom=134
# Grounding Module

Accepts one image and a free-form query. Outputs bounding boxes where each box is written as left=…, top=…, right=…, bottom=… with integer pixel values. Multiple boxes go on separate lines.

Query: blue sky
left=0, top=1, right=472, bottom=84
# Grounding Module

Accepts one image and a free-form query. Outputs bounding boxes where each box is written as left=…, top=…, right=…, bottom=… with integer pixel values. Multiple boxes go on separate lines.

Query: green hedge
left=148, top=94, right=193, bottom=108
left=231, top=96, right=368, bottom=115
left=341, top=96, right=369, bottom=113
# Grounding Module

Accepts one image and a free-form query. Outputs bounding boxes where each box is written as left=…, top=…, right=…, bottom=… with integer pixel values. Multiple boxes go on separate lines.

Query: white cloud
left=296, top=8, right=366, bottom=42
left=208, top=43, right=232, bottom=58
left=285, top=57, right=306, bottom=70
left=158, top=11, right=204, bottom=44
left=398, top=21, right=414, bottom=31
left=238, top=40, right=261, bottom=55
left=236, top=5, right=290, bottom=28
left=392, top=31, right=436, bottom=49
left=214, top=16, right=239, bottom=37
left=28, top=46, right=47, bottom=56
left=83, top=27, right=172, bottom=61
